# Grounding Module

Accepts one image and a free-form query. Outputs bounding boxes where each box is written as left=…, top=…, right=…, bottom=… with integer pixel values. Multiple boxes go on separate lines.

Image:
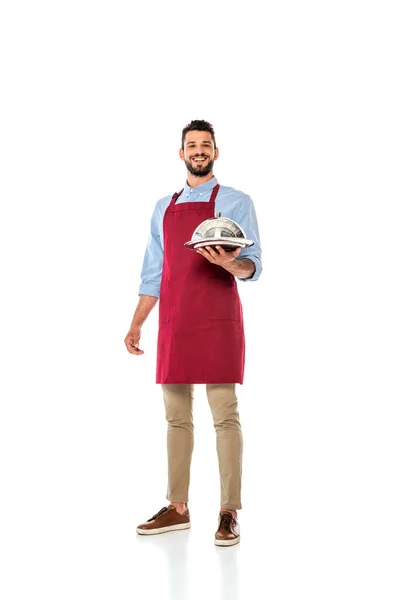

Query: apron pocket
left=208, top=276, right=241, bottom=322
left=159, top=281, right=170, bottom=323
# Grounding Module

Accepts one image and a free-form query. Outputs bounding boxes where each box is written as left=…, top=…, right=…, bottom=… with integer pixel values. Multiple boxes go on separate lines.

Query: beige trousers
left=161, top=383, right=243, bottom=510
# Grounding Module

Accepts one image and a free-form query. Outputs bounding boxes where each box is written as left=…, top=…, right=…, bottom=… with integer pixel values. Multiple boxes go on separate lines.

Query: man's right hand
left=124, top=326, right=144, bottom=355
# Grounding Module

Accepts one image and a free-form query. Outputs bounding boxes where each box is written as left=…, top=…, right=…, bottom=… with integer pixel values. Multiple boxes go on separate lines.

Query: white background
left=1, top=1, right=399, bottom=598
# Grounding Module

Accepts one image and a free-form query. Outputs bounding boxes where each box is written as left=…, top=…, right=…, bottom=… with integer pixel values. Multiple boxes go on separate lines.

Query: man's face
left=179, top=130, right=219, bottom=176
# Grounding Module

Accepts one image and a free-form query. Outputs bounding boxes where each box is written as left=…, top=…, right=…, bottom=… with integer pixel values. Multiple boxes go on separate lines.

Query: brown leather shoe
left=214, top=512, right=240, bottom=546
left=136, top=505, right=191, bottom=535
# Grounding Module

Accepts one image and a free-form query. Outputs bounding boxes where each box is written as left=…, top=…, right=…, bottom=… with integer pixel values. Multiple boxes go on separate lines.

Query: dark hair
left=181, top=120, right=216, bottom=149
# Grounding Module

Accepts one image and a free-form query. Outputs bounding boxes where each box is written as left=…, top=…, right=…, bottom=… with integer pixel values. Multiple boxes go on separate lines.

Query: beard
left=184, top=155, right=214, bottom=177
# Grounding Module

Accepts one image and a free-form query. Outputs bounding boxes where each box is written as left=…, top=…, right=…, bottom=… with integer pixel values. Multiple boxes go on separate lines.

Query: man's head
left=180, top=119, right=219, bottom=177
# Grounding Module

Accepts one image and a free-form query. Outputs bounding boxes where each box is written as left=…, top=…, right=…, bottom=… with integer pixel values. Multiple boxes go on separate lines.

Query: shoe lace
left=219, top=513, right=235, bottom=530
left=147, top=507, right=168, bottom=522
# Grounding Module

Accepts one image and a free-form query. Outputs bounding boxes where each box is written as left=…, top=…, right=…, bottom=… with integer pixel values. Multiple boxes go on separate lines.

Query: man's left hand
left=196, top=245, right=241, bottom=268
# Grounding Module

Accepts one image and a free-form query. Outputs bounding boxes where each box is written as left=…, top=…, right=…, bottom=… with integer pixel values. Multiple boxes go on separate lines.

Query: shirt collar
left=183, top=175, right=218, bottom=195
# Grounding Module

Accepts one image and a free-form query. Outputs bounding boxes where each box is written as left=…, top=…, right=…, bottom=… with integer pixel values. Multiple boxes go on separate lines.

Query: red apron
left=156, top=184, right=245, bottom=384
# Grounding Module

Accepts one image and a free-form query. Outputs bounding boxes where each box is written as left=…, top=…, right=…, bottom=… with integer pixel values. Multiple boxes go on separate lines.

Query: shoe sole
left=215, top=536, right=240, bottom=546
left=136, top=522, right=191, bottom=535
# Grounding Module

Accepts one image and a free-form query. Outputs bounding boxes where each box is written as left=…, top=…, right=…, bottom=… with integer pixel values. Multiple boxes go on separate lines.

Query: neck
left=186, top=171, right=214, bottom=188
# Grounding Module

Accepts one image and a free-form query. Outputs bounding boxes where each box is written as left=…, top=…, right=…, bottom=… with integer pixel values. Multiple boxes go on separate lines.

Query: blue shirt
left=139, top=176, right=262, bottom=298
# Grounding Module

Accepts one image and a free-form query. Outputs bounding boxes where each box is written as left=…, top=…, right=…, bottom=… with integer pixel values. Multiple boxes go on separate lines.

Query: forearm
left=223, top=258, right=256, bottom=279
left=130, top=294, right=159, bottom=328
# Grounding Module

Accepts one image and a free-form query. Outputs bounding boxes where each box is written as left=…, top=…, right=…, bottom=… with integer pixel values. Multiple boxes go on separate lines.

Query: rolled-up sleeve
left=233, top=195, right=263, bottom=282
left=138, top=205, right=164, bottom=298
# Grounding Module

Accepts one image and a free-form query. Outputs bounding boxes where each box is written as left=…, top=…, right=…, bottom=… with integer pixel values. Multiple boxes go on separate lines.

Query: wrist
left=223, top=257, right=239, bottom=273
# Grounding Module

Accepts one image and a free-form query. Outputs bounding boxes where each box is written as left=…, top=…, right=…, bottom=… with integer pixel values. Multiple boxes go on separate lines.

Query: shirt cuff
left=138, top=283, right=160, bottom=298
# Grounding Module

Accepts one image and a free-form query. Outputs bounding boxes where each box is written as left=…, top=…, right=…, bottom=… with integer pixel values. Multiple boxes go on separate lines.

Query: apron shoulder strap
left=173, top=189, right=184, bottom=200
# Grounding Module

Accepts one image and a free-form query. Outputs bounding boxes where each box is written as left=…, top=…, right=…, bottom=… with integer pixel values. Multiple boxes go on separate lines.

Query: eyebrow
left=186, top=140, right=212, bottom=145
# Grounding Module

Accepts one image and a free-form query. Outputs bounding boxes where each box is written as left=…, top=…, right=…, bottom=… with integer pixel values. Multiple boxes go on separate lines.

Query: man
left=125, top=120, right=262, bottom=546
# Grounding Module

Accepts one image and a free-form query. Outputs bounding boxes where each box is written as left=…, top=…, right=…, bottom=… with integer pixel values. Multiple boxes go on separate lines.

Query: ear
left=214, top=147, right=219, bottom=160
left=179, top=148, right=185, bottom=161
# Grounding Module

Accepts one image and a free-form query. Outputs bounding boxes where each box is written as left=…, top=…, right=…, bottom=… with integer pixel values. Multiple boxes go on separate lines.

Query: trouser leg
left=206, top=383, right=243, bottom=510
left=161, top=384, right=194, bottom=503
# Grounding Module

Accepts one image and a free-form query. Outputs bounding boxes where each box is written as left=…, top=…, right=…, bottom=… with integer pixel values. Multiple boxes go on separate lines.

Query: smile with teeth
left=192, top=157, right=208, bottom=163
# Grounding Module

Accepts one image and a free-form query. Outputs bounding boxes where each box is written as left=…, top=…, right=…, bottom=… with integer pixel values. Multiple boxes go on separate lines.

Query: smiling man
left=184, top=128, right=217, bottom=175
left=125, top=119, right=262, bottom=546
